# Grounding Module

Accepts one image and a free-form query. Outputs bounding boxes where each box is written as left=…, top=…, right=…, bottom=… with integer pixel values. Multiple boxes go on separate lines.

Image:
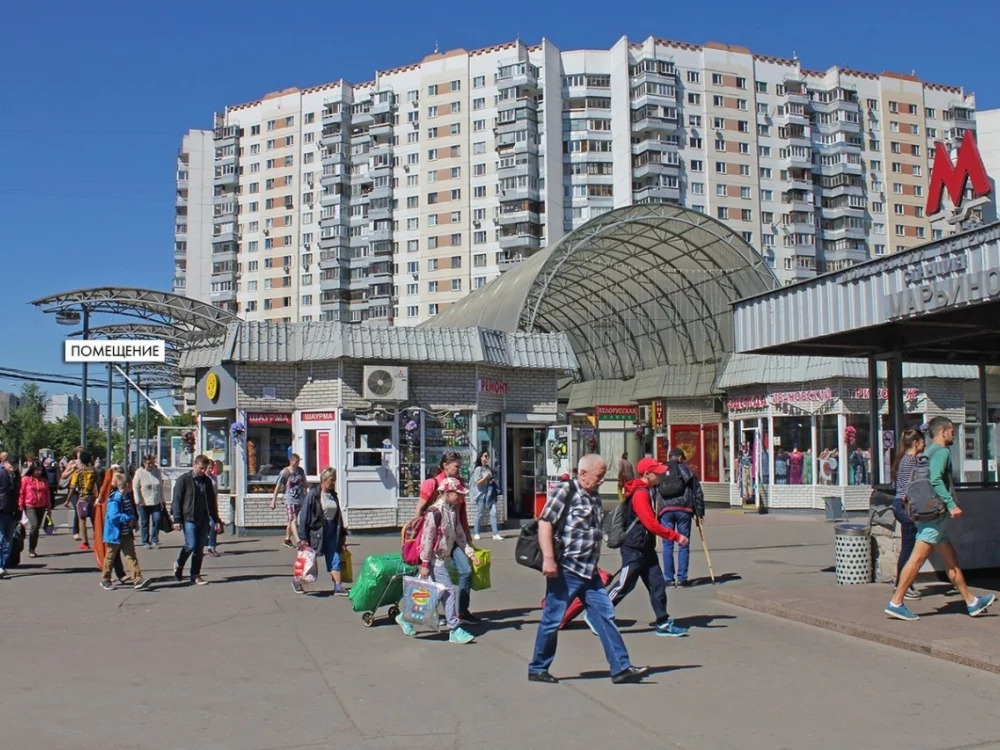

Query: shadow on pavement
left=474, top=606, right=539, bottom=632
left=219, top=573, right=288, bottom=583
left=690, top=572, right=742, bottom=587
left=563, top=664, right=701, bottom=682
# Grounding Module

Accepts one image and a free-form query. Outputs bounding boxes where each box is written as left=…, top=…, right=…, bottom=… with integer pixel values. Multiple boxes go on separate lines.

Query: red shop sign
left=301, top=411, right=337, bottom=422
left=246, top=412, right=292, bottom=426
left=478, top=378, right=508, bottom=395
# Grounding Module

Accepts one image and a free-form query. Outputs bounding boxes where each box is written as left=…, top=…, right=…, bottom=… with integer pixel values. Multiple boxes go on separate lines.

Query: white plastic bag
left=293, top=545, right=318, bottom=583
left=401, top=575, right=448, bottom=631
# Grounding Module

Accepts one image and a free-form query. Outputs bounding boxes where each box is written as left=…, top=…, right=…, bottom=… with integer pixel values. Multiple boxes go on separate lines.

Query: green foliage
left=0, top=383, right=48, bottom=462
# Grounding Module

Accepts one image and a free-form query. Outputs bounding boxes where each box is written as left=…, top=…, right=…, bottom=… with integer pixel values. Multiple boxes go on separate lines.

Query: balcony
left=497, top=64, right=540, bottom=92
left=631, top=115, right=679, bottom=135
left=789, top=264, right=817, bottom=281
left=210, top=287, right=236, bottom=303
left=782, top=82, right=809, bottom=106
left=820, top=159, right=864, bottom=176
left=633, top=160, right=680, bottom=181
left=371, top=240, right=394, bottom=257
left=631, top=139, right=677, bottom=156
left=498, top=184, right=540, bottom=203
left=633, top=184, right=681, bottom=204
left=321, top=149, right=346, bottom=168
left=213, top=169, right=237, bottom=187
left=776, top=107, right=809, bottom=127
left=498, top=209, right=541, bottom=226
left=322, top=105, right=345, bottom=122
left=824, top=244, right=869, bottom=266
left=822, top=203, right=866, bottom=220
left=371, top=96, right=394, bottom=116
left=787, top=240, right=818, bottom=258
left=369, top=203, right=393, bottom=222
left=499, top=233, right=542, bottom=252
left=498, top=253, right=530, bottom=272
left=213, top=125, right=239, bottom=144
left=370, top=118, right=393, bottom=137
left=369, top=226, right=393, bottom=243
left=821, top=224, right=867, bottom=241
left=320, top=190, right=343, bottom=208
left=781, top=151, right=813, bottom=170
left=212, top=226, right=237, bottom=244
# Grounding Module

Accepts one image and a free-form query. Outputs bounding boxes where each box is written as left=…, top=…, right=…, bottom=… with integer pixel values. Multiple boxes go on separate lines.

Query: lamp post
left=55, top=309, right=87, bottom=450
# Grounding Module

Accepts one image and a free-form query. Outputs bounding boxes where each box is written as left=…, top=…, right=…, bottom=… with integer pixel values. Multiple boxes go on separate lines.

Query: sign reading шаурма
left=64, top=339, right=166, bottom=363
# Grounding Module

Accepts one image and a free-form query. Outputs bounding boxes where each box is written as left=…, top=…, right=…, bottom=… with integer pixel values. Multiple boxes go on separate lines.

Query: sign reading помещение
left=64, top=339, right=166, bottom=363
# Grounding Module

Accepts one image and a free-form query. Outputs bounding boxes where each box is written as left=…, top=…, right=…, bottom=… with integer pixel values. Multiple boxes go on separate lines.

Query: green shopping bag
left=448, top=548, right=491, bottom=591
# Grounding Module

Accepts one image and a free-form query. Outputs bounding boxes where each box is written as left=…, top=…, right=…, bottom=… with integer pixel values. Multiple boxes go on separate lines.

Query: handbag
left=43, top=512, right=55, bottom=536
left=340, top=547, right=353, bottom=584
left=157, top=509, right=174, bottom=534
left=515, top=483, right=574, bottom=571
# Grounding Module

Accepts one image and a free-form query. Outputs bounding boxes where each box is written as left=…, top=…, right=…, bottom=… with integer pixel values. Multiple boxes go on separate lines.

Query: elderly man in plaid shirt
left=527, top=454, right=648, bottom=685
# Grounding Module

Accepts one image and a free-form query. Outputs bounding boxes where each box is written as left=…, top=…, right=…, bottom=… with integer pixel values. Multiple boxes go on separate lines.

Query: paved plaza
left=3, top=510, right=999, bottom=750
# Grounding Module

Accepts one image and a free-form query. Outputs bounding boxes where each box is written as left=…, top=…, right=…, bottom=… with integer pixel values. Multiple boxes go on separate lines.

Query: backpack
left=401, top=507, right=442, bottom=566
left=902, top=450, right=947, bottom=522
left=602, top=491, right=640, bottom=549
left=658, top=465, right=686, bottom=501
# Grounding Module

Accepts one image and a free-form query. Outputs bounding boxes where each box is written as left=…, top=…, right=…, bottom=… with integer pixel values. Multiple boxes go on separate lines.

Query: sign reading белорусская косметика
left=64, top=339, right=166, bottom=363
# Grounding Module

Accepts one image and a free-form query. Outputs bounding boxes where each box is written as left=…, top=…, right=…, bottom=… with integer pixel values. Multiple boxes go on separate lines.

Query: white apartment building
left=45, top=394, right=99, bottom=425
left=975, top=108, right=1000, bottom=224
left=173, top=36, right=978, bottom=323
left=173, top=130, right=215, bottom=302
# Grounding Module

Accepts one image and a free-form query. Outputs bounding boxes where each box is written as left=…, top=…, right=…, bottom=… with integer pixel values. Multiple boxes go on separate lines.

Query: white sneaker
left=473, top=534, right=481, bottom=540
left=0, top=568, right=6, bottom=579
left=492, top=534, right=503, bottom=540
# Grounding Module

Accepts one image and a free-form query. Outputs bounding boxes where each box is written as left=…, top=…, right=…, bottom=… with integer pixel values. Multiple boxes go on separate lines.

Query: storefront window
left=157, top=426, right=194, bottom=469
left=771, top=417, right=810, bottom=485
left=477, top=413, right=503, bottom=483
left=844, top=414, right=872, bottom=485
left=348, top=423, right=393, bottom=468
left=246, top=414, right=293, bottom=490
left=424, top=411, right=474, bottom=484
left=817, top=415, right=840, bottom=485
left=200, top=418, right=232, bottom=493
left=399, top=411, right=422, bottom=497
left=571, top=423, right=599, bottom=464
left=705, top=424, right=721, bottom=482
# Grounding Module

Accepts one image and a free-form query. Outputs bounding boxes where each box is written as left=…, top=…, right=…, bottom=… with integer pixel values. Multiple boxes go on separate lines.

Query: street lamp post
left=106, top=365, right=113, bottom=466
left=123, top=363, right=130, bottom=469
left=134, top=374, right=141, bottom=469
left=80, top=308, right=89, bottom=450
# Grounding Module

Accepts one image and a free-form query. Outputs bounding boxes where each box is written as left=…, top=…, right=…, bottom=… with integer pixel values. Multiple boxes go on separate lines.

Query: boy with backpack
left=69, top=451, right=98, bottom=551
left=659, top=448, right=705, bottom=587
left=100, top=472, right=149, bottom=591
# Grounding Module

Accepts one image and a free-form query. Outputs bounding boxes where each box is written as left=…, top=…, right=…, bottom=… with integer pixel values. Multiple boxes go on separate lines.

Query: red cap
left=636, top=457, right=667, bottom=475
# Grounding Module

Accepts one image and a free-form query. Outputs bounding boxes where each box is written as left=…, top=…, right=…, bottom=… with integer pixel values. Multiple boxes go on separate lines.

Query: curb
left=716, top=589, right=1000, bottom=675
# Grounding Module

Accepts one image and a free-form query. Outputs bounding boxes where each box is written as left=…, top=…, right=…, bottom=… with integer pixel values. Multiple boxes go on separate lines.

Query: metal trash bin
left=834, top=523, right=872, bottom=585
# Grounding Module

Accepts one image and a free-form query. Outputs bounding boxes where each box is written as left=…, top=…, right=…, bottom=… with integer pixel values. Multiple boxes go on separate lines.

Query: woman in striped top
left=891, top=429, right=925, bottom=600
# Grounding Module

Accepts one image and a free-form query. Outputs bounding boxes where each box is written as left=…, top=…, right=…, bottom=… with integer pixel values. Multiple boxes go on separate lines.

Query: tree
left=171, top=412, right=196, bottom=427
left=0, top=383, right=49, bottom=462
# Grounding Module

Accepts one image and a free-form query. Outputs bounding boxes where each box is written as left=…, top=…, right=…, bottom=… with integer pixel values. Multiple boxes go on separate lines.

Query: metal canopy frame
left=424, top=204, right=778, bottom=380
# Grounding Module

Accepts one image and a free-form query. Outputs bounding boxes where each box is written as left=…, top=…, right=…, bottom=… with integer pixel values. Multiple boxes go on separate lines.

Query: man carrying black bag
left=526, top=454, right=648, bottom=685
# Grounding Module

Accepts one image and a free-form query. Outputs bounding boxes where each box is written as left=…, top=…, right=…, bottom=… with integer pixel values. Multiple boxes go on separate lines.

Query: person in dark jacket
left=171, top=454, right=222, bottom=586
left=605, top=457, right=690, bottom=637
left=295, top=467, right=348, bottom=595
left=660, top=448, right=706, bottom=587
left=0, top=458, right=21, bottom=577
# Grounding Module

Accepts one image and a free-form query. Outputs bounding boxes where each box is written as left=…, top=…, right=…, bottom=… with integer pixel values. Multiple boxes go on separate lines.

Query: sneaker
left=582, top=612, right=599, bottom=636
left=611, top=665, right=649, bottom=684
left=291, top=579, right=305, bottom=595
left=904, top=586, right=922, bottom=600
left=473, top=534, right=481, bottom=541
left=283, top=539, right=295, bottom=549
left=172, top=562, right=183, bottom=582
left=192, top=577, right=208, bottom=586
left=459, top=611, right=481, bottom=624
left=144, top=544, right=152, bottom=550
left=396, top=613, right=415, bottom=637
left=333, top=585, right=348, bottom=596
left=656, top=618, right=690, bottom=637
left=99, top=580, right=114, bottom=591
left=449, top=627, right=475, bottom=644
left=149, top=543, right=159, bottom=550
left=492, top=534, right=503, bottom=540
left=0, top=568, right=6, bottom=579
left=527, top=670, right=558, bottom=684
left=78, top=543, right=90, bottom=551
left=72, top=534, right=81, bottom=541
left=133, top=578, right=150, bottom=591
left=968, top=593, right=996, bottom=617
left=884, top=600, right=919, bottom=621
left=206, top=549, right=221, bottom=558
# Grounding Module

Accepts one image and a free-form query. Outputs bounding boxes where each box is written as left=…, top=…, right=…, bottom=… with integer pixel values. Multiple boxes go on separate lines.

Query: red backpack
left=401, top=507, right=441, bottom=566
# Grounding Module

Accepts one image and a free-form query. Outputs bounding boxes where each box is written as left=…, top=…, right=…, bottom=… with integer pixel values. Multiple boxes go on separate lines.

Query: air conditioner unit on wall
left=637, top=404, right=651, bottom=424
left=362, top=365, right=409, bottom=401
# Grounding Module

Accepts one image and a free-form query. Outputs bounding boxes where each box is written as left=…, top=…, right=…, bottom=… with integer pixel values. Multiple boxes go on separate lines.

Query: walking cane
left=695, top=515, right=716, bottom=583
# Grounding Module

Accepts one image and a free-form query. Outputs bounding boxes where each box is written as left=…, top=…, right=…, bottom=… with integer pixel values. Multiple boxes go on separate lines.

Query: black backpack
left=658, top=463, right=686, bottom=500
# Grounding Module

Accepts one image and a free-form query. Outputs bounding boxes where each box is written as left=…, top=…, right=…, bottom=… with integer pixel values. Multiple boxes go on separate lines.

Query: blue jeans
left=661, top=510, right=694, bottom=583
left=529, top=568, right=630, bottom=676
left=892, top=498, right=917, bottom=580
left=451, top=545, right=472, bottom=614
left=176, top=521, right=209, bottom=581
left=207, top=523, right=218, bottom=551
left=473, top=495, right=499, bottom=537
left=322, top=519, right=342, bottom=572
left=137, top=505, right=162, bottom=545
left=0, top=515, right=16, bottom=569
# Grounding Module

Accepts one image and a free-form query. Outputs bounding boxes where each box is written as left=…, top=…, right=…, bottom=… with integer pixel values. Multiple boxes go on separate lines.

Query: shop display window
left=771, top=417, right=811, bottom=485
left=246, top=423, right=293, bottom=490
left=399, top=412, right=422, bottom=497
left=844, top=414, right=872, bottom=486
left=347, top=423, right=394, bottom=468
left=816, top=415, right=840, bottom=485
left=423, top=411, right=475, bottom=484
left=200, top=419, right=232, bottom=492
left=157, top=426, right=194, bottom=470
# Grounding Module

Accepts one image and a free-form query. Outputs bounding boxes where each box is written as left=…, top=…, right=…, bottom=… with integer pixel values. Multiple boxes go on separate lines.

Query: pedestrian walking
left=271, top=453, right=306, bottom=549
left=100, top=472, right=149, bottom=591
left=294, top=467, right=348, bottom=595
left=659, top=448, right=705, bottom=587
left=605, top=457, right=691, bottom=637
left=528, top=454, right=648, bottom=684
left=616, top=452, right=635, bottom=503
left=470, top=451, right=501, bottom=541
left=885, top=417, right=995, bottom=621
left=68, top=451, right=98, bottom=550
left=171, top=455, right=223, bottom=586
left=415, top=452, right=478, bottom=623
left=18, top=461, right=52, bottom=559
left=0, top=457, right=20, bottom=578
left=396, top=477, right=476, bottom=644
left=890, top=429, right=924, bottom=601
left=132, top=455, right=165, bottom=549
left=61, top=446, right=83, bottom=541
left=94, top=465, right=128, bottom=582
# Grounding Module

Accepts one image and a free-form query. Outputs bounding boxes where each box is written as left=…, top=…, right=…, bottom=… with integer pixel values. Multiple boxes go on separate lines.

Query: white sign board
left=65, top=339, right=166, bottom=363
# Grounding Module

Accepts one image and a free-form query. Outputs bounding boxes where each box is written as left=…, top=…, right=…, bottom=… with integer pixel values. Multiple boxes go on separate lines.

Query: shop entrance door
left=505, top=426, right=546, bottom=519
left=343, top=420, right=398, bottom=522
left=738, top=423, right=762, bottom=509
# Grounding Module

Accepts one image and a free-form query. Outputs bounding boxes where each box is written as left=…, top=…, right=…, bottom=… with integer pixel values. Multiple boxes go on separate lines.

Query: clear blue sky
left=1, top=0, right=998, bottom=404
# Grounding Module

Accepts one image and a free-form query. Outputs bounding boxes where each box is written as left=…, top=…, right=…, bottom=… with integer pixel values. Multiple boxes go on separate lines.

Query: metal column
left=134, top=374, right=141, bottom=469
left=80, top=308, right=89, bottom=450
left=106, top=365, right=113, bottom=466
left=887, top=353, right=904, bottom=445
left=868, top=357, right=880, bottom=486
left=123, top=364, right=130, bottom=469
left=980, top=364, right=990, bottom=482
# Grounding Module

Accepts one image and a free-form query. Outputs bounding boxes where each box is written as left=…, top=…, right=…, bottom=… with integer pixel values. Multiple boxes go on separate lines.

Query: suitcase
left=8, top=523, right=25, bottom=568
left=540, top=567, right=616, bottom=630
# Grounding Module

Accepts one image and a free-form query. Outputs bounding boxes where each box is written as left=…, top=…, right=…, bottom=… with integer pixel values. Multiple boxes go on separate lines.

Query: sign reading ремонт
left=64, top=339, right=166, bottom=363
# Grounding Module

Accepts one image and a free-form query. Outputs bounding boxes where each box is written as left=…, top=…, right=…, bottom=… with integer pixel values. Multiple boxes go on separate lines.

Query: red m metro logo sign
left=925, top=131, right=992, bottom=220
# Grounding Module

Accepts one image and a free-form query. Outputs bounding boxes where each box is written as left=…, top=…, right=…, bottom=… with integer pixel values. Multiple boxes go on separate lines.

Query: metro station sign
left=925, top=131, right=992, bottom=223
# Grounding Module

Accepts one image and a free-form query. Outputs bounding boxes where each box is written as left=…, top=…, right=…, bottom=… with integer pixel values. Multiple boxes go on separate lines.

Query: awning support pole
left=980, top=364, right=989, bottom=483
left=868, top=357, right=880, bottom=486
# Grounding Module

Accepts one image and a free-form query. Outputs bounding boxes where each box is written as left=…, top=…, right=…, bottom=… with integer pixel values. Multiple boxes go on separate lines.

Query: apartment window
left=407, top=240, right=419, bottom=253
left=427, top=148, right=438, bottom=161
left=741, top=186, right=752, bottom=199
left=736, top=77, right=746, bottom=89
left=473, top=97, right=485, bottom=110
left=407, top=306, right=419, bottom=317
left=474, top=163, right=486, bottom=176
left=871, top=160, right=882, bottom=172
left=715, top=161, right=727, bottom=174
left=690, top=182, right=704, bottom=195
left=450, top=211, right=461, bottom=223
left=248, top=201, right=258, bottom=213
left=762, top=212, right=774, bottom=224
left=450, top=101, right=461, bottom=114
left=450, top=123, right=461, bottom=135
left=758, top=145, right=771, bottom=157
left=908, top=104, right=918, bottom=115
left=910, top=124, right=920, bottom=135
left=688, top=137, right=703, bottom=148
left=428, top=237, right=438, bottom=249
left=893, top=183, right=903, bottom=194
left=406, top=174, right=419, bottom=186
left=756, top=81, right=767, bottom=93
left=714, top=138, right=726, bottom=152
left=687, top=71, right=700, bottom=83
left=427, top=192, right=438, bottom=204
left=741, top=231, right=753, bottom=243
left=427, top=105, right=438, bottom=117
left=450, top=80, right=461, bottom=92
left=717, top=207, right=729, bottom=220
left=737, top=98, right=747, bottom=111
left=910, top=144, right=921, bottom=156
left=757, top=126, right=770, bottom=138
left=712, top=95, right=724, bottom=107
left=406, top=218, right=419, bottom=230
left=737, top=120, right=749, bottom=133
left=407, top=196, right=419, bottom=208
left=250, top=163, right=259, bottom=173
left=407, top=89, right=419, bottom=103
left=251, top=125, right=260, bottom=135
left=427, top=259, right=438, bottom=271
left=926, top=108, right=936, bottom=119
left=739, top=142, right=750, bottom=154
left=248, top=260, right=259, bottom=271
left=474, top=185, right=487, bottom=198
left=716, top=184, right=728, bottom=197
left=267, top=119, right=276, bottom=131
left=688, top=114, right=702, bottom=127
left=474, top=276, right=486, bottom=289
left=406, top=283, right=418, bottom=295
left=690, top=160, right=703, bottom=172
left=249, top=143, right=260, bottom=155
left=450, top=233, right=461, bottom=246
left=687, top=93, right=701, bottom=105
left=473, top=119, right=486, bottom=132
left=428, top=304, right=438, bottom=315
left=927, top=127, right=937, bottom=138
left=473, top=75, right=485, bottom=88
left=451, top=279, right=462, bottom=291
left=474, top=231, right=487, bottom=244
left=427, top=126, right=438, bottom=138
left=760, top=167, right=772, bottom=179
left=450, top=167, right=461, bottom=179
left=473, top=141, right=486, bottom=154
left=872, top=202, right=884, bottom=213
left=450, top=189, right=461, bottom=200
left=892, top=162, right=902, bottom=173
left=895, top=224, right=905, bottom=236
left=867, top=99, right=878, bottom=111
left=739, top=164, right=750, bottom=176
left=914, top=183, right=923, bottom=195
left=741, top=209, right=752, bottom=221
left=760, top=189, right=772, bottom=202
left=407, top=133, right=419, bottom=144
left=890, top=121, right=899, bottom=133
left=427, top=281, right=438, bottom=292
left=428, top=84, right=438, bottom=96
left=712, top=73, right=723, bottom=85
left=427, top=171, right=438, bottom=184
left=889, top=101, right=898, bottom=113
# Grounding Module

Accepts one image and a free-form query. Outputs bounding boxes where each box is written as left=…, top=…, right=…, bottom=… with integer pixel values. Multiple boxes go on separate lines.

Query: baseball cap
left=636, top=457, right=667, bottom=475
left=438, top=477, right=468, bottom=494
left=668, top=448, right=686, bottom=459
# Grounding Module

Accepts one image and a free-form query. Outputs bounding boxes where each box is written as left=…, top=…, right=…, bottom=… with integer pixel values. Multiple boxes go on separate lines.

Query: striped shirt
left=893, top=453, right=917, bottom=498
left=539, top=480, right=603, bottom=579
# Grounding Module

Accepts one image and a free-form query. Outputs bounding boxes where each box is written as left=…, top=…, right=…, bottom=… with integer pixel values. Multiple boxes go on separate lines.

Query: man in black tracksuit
left=605, top=457, right=691, bottom=637
left=0, top=458, right=20, bottom=576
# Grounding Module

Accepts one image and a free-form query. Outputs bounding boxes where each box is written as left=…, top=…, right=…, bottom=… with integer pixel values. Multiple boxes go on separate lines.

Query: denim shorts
left=915, top=516, right=949, bottom=545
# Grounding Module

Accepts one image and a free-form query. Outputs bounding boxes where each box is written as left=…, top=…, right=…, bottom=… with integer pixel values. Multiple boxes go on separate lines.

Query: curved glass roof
left=425, top=204, right=779, bottom=381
